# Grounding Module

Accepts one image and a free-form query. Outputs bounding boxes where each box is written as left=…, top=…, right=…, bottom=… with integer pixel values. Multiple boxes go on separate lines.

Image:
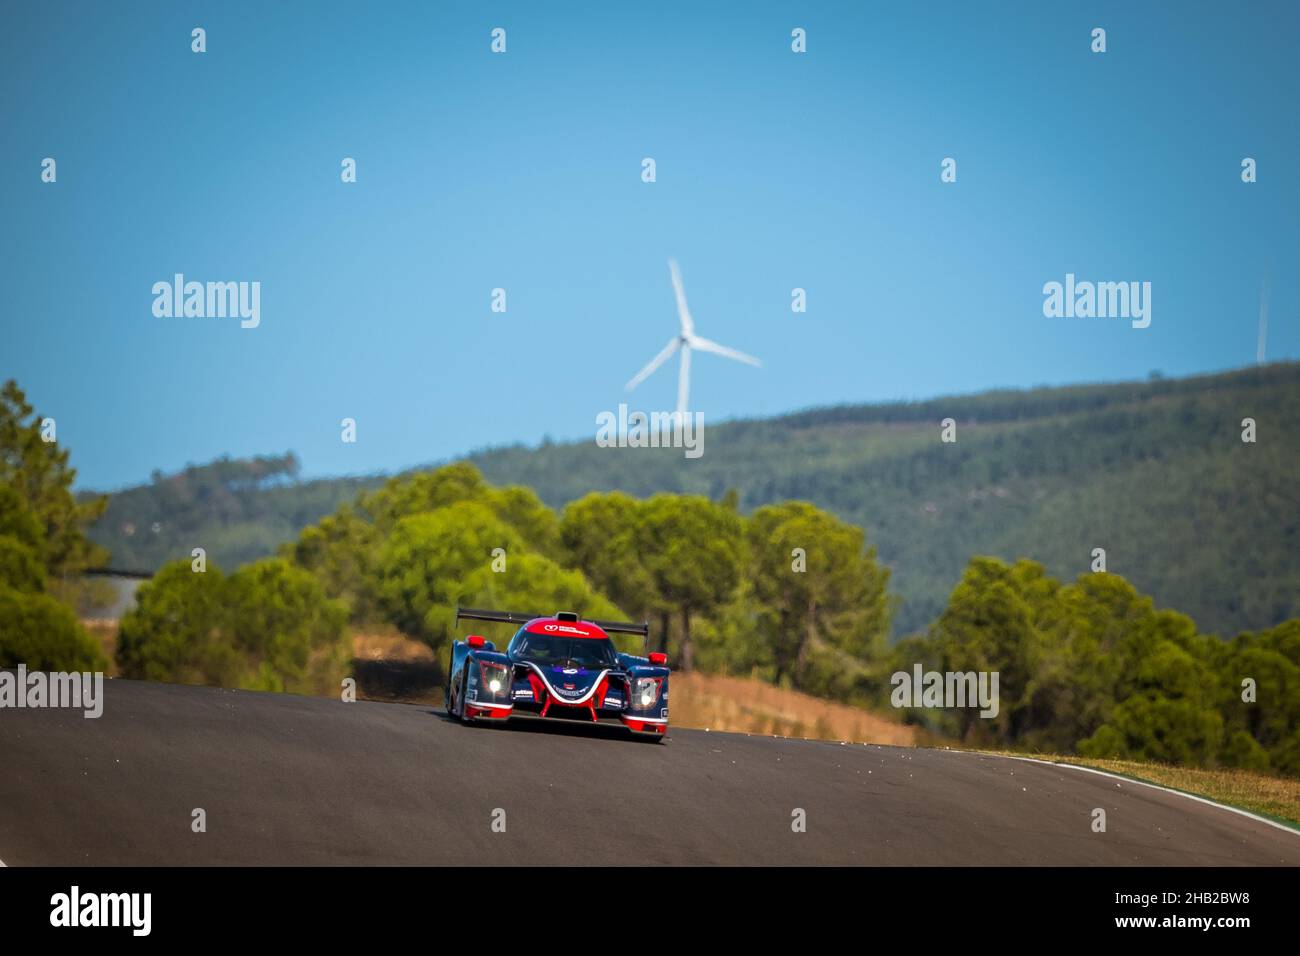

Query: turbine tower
left=625, top=259, right=761, bottom=418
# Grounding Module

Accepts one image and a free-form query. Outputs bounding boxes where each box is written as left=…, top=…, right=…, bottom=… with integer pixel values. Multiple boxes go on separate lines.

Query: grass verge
left=988, top=752, right=1300, bottom=829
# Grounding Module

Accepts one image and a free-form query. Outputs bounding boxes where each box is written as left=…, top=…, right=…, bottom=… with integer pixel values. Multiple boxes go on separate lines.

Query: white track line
left=984, top=752, right=1300, bottom=836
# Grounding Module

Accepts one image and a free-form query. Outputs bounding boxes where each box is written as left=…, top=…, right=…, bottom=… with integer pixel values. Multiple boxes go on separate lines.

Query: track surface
left=1, top=679, right=1296, bottom=865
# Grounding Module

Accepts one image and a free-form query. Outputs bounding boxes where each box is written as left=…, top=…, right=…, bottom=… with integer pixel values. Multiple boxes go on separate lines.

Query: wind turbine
left=625, top=259, right=761, bottom=418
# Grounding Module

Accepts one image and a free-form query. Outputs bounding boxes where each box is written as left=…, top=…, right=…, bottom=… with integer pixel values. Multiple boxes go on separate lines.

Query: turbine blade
left=668, top=259, right=695, bottom=336
left=687, top=335, right=762, bottom=367
left=677, top=342, right=691, bottom=416
left=625, top=337, right=680, bottom=390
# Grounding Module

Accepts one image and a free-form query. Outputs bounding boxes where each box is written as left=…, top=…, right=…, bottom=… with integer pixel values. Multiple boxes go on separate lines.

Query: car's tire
left=457, top=668, right=472, bottom=724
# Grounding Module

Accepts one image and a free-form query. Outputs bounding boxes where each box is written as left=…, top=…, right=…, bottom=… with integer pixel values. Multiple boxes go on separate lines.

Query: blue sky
left=3, top=1, right=1296, bottom=490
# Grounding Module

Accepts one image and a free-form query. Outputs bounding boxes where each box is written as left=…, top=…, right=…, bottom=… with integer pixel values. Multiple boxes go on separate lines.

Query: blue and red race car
left=445, top=607, right=670, bottom=740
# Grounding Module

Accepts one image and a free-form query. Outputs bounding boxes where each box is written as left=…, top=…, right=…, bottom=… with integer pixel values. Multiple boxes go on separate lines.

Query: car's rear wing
left=455, top=606, right=650, bottom=639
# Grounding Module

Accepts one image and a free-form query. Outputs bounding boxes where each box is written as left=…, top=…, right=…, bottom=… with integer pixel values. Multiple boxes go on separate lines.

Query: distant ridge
left=86, top=362, right=1300, bottom=639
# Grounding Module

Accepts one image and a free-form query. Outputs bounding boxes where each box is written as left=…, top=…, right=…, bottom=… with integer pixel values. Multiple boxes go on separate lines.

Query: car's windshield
left=512, top=632, right=618, bottom=668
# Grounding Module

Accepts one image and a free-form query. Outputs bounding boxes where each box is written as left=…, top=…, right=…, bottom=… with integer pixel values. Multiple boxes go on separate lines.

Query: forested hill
left=83, top=454, right=381, bottom=577
left=84, top=362, right=1300, bottom=639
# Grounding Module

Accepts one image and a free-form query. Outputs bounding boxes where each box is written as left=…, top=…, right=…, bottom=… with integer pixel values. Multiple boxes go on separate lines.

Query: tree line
left=79, top=363, right=1300, bottom=642
left=891, top=557, right=1299, bottom=774
left=0, top=381, right=109, bottom=672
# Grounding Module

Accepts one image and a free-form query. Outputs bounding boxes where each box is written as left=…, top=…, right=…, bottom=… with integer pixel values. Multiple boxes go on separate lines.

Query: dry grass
left=352, top=631, right=435, bottom=662
left=82, top=620, right=120, bottom=676
left=670, top=671, right=918, bottom=746
left=348, top=631, right=442, bottom=704
left=985, top=751, right=1300, bottom=828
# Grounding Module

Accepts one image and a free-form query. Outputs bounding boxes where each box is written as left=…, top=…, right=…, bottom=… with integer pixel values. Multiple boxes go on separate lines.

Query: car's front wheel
left=447, top=660, right=469, bottom=720
left=456, top=668, right=473, bottom=723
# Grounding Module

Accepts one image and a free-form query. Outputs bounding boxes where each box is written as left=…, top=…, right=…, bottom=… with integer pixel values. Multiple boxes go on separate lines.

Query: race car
left=444, top=607, right=670, bottom=740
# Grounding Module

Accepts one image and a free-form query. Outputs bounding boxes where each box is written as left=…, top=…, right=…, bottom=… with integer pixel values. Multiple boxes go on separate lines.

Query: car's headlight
left=634, top=677, right=661, bottom=708
left=479, top=662, right=509, bottom=695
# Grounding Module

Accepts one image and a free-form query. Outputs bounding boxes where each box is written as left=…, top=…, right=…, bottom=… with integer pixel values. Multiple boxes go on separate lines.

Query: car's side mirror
left=467, top=635, right=486, bottom=649
left=648, top=652, right=667, bottom=666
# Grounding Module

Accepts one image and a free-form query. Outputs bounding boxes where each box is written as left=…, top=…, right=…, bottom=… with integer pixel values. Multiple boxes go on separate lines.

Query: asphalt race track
left=1, top=679, right=1296, bottom=866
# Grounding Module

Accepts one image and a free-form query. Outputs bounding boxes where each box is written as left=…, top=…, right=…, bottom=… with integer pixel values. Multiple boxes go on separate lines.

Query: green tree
left=0, top=380, right=107, bottom=579
left=489, top=485, right=563, bottom=559
left=225, top=558, right=349, bottom=695
left=0, top=408, right=107, bottom=671
left=1071, top=610, right=1225, bottom=765
left=362, top=462, right=489, bottom=530
left=374, top=501, right=626, bottom=658
left=636, top=495, right=744, bottom=670
left=559, top=492, right=656, bottom=620
left=117, top=560, right=239, bottom=685
left=286, top=502, right=382, bottom=624
left=117, top=558, right=348, bottom=694
left=747, top=501, right=892, bottom=695
left=1213, top=620, right=1300, bottom=772
left=924, top=557, right=1043, bottom=744
left=458, top=553, right=631, bottom=649
left=0, top=535, right=45, bottom=594
left=362, top=462, right=560, bottom=556
left=1019, top=571, right=1149, bottom=752
left=690, top=583, right=773, bottom=677
left=0, top=586, right=108, bottom=670
left=1080, top=693, right=1224, bottom=766
left=375, top=504, right=526, bottom=653
left=0, top=483, right=44, bottom=552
